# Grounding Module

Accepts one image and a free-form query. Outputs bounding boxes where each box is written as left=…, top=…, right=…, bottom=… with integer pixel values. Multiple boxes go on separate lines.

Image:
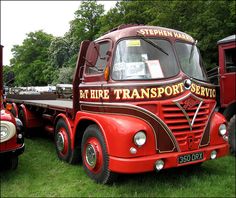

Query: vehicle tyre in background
left=55, top=118, right=72, bottom=162
left=2, top=156, right=19, bottom=170
left=9, top=156, right=19, bottom=170
left=81, top=124, right=117, bottom=184
left=228, top=115, right=236, bottom=156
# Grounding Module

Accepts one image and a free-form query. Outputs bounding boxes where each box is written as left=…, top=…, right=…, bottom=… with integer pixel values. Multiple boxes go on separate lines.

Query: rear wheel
left=228, top=115, right=236, bottom=156
left=55, top=118, right=72, bottom=162
left=81, top=124, right=117, bottom=184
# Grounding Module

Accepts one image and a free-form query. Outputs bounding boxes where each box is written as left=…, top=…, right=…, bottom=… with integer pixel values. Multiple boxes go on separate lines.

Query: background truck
left=6, top=25, right=229, bottom=184
left=207, top=35, right=236, bottom=155
left=0, top=45, right=25, bottom=170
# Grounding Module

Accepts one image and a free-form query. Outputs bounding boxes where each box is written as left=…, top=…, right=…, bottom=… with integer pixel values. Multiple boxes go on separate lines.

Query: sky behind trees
left=1, top=1, right=117, bottom=65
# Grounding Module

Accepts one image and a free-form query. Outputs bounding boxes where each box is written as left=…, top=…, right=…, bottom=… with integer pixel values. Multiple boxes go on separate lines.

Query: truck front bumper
left=0, top=144, right=25, bottom=157
left=109, top=144, right=229, bottom=174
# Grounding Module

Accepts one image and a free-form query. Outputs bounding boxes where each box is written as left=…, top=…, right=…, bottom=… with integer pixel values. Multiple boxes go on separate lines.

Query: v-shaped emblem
left=174, top=94, right=203, bottom=131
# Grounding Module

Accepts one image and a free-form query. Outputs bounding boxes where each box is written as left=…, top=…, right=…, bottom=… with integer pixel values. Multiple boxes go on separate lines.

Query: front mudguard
left=209, top=112, right=229, bottom=146
left=75, top=112, right=156, bottom=158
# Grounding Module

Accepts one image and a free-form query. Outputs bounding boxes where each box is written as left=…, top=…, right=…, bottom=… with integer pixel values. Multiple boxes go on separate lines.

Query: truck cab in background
left=0, top=45, right=25, bottom=170
left=208, top=35, right=236, bottom=155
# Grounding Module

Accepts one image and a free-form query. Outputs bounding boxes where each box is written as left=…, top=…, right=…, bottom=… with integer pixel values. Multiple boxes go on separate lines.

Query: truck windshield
left=112, top=38, right=179, bottom=80
left=175, top=42, right=208, bottom=81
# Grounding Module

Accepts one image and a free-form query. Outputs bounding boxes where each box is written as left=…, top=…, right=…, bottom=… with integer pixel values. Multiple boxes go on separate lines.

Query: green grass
left=1, top=135, right=235, bottom=197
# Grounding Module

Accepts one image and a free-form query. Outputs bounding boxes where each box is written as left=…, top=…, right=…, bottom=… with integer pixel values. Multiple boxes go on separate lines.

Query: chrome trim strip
left=191, top=101, right=203, bottom=127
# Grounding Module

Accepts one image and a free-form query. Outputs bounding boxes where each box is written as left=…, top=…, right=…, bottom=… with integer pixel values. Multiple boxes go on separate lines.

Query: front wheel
left=81, top=124, right=117, bottom=184
left=228, top=115, right=236, bottom=156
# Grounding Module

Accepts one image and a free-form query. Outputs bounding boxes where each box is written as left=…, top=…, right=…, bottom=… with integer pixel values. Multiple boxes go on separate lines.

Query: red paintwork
left=0, top=45, right=24, bottom=161
left=19, top=104, right=42, bottom=128
left=55, top=113, right=74, bottom=149
left=218, top=38, right=236, bottom=108
left=6, top=25, right=229, bottom=175
left=59, top=127, right=69, bottom=156
left=0, top=96, right=22, bottom=153
left=12, top=103, right=19, bottom=117
left=109, top=144, right=228, bottom=173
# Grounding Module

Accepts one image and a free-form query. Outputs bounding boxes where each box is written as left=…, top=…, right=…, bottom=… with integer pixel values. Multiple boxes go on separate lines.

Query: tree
left=48, top=37, right=70, bottom=68
left=10, top=30, right=54, bottom=86
left=3, top=66, right=14, bottom=86
left=53, top=67, right=75, bottom=84
left=67, top=1, right=105, bottom=55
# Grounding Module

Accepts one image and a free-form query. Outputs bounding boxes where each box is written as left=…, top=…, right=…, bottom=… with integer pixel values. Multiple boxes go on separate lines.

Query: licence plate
left=178, top=152, right=204, bottom=164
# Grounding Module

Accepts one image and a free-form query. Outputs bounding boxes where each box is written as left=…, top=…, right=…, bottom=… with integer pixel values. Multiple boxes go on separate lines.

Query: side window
left=86, top=42, right=110, bottom=75
left=225, top=48, right=236, bottom=73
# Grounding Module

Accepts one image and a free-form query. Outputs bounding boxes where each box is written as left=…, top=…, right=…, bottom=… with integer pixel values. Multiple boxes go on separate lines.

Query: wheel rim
left=86, top=144, right=97, bottom=168
left=56, top=128, right=68, bottom=156
left=83, top=137, right=103, bottom=173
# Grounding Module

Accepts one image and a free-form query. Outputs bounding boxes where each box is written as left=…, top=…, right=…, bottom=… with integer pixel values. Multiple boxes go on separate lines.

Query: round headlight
left=219, top=124, right=227, bottom=136
left=134, top=131, right=146, bottom=146
left=0, top=121, right=16, bottom=143
left=0, top=126, right=9, bottom=139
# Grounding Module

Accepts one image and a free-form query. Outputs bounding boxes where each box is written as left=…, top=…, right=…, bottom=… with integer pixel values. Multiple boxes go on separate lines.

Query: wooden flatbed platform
left=7, top=98, right=73, bottom=112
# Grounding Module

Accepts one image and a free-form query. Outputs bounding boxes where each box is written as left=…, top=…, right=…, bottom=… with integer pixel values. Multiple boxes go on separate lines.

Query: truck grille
left=162, top=101, right=210, bottom=151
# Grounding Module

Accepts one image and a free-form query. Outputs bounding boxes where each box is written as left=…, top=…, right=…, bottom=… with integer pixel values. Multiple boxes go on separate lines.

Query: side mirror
left=85, top=42, right=99, bottom=67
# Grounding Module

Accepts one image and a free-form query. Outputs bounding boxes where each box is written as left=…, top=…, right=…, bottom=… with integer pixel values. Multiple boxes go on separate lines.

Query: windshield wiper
left=189, top=40, right=198, bottom=63
left=137, top=33, right=169, bottom=56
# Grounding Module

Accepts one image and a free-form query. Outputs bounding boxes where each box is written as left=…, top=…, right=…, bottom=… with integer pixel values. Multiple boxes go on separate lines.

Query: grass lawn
left=1, top=135, right=235, bottom=197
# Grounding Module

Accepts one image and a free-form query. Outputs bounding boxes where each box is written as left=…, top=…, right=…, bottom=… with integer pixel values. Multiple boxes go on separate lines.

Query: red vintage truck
left=208, top=35, right=236, bottom=155
left=6, top=25, right=229, bottom=183
left=0, top=45, right=25, bottom=170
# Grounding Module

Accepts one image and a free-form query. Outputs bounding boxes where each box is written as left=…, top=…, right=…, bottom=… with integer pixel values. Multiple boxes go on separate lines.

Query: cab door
left=218, top=42, right=236, bottom=107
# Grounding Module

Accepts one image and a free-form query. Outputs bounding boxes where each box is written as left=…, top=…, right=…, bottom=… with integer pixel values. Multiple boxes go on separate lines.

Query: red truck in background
left=0, top=45, right=25, bottom=170
left=208, top=35, right=236, bottom=155
left=6, top=25, right=229, bottom=183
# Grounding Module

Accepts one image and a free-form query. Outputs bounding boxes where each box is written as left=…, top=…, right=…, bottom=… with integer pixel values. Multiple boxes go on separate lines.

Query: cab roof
left=217, top=35, right=236, bottom=45
left=96, top=24, right=195, bottom=43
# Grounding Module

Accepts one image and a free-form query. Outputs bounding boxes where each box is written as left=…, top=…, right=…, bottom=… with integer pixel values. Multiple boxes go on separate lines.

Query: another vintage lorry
left=6, top=25, right=229, bottom=183
left=208, top=35, right=236, bottom=155
left=0, top=45, right=24, bottom=170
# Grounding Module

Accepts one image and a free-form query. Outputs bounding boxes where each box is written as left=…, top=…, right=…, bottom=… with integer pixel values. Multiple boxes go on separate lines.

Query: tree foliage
left=10, top=30, right=54, bottom=86
left=4, top=0, right=235, bottom=86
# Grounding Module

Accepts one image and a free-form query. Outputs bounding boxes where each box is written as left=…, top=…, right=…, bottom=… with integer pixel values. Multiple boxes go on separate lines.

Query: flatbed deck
left=7, top=98, right=73, bottom=112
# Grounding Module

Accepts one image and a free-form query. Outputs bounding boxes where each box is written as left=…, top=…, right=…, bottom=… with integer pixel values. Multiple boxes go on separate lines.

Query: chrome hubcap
left=85, top=144, right=97, bottom=168
left=56, top=132, right=64, bottom=152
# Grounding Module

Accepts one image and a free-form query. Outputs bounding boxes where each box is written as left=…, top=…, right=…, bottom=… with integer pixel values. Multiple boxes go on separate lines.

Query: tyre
left=81, top=124, right=117, bottom=184
left=4, top=156, right=19, bottom=170
left=10, top=156, right=19, bottom=170
left=55, top=118, right=72, bottom=162
left=228, top=115, right=236, bottom=156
